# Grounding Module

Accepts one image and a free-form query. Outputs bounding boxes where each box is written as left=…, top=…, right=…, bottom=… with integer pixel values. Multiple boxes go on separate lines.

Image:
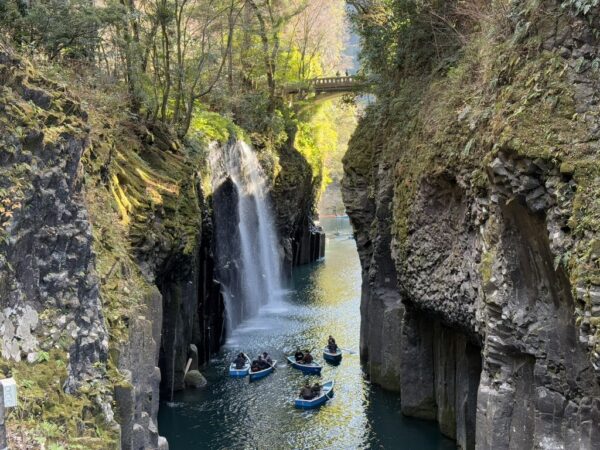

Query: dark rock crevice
left=399, top=309, right=482, bottom=448
left=156, top=186, right=224, bottom=399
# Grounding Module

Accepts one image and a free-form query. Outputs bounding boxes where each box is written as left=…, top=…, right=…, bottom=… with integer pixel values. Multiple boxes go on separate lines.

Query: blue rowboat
left=286, top=356, right=322, bottom=375
left=323, top=347, right=342, bottom=365
left=294, top=381, right=334, bottom=409
left=249, top=360, right=277, bottom=382
left=229, top=354, right=251, bottom=378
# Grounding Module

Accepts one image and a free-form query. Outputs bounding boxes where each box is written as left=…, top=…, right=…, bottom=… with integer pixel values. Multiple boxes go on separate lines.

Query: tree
left=245, top=0, right=307, bottom=107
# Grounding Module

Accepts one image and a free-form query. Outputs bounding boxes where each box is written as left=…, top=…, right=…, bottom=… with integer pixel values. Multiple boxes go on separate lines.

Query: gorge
left=0, top=0, right=600, bottom=449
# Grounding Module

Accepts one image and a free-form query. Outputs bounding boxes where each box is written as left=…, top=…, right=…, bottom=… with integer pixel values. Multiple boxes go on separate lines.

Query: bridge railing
left=281, top=75, right=367, bottom=96
left=310, top=76, right=359, bottom=86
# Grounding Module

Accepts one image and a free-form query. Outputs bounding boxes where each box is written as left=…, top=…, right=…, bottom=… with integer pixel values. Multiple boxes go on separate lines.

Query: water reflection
left=158, top=218, right=454, bottom=449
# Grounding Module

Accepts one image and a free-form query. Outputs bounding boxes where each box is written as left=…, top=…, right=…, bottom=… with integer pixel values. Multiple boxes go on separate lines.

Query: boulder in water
left=184, top=370, right=207, bottom=389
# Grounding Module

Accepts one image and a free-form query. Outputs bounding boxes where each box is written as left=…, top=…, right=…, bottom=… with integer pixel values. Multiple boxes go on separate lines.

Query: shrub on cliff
left=0, top=0, right=122, bottom=60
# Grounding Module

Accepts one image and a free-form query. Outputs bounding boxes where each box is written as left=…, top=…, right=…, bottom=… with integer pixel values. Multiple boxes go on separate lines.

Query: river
left=158, top=217, right=455, bottom=449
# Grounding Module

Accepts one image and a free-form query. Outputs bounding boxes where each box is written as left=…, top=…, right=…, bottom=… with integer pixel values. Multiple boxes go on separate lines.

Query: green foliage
left=562, top=0, right=599, bottom=15
left=294, top=100, right=355, bottom=191
left=348, top=0, right=462, bottom=81
left=189, top=110, right=235, bottom=144
left=5, top=350, right=118, bottom=449
left=277, top=46, right=324, bottom=83
left=0, top=0, right=123, bottom=60
left=36, top=351, right=50, bottom=363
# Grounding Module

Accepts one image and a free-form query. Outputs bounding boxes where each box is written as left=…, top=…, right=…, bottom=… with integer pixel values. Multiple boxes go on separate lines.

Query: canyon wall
left=0, top=45, right=322, bottom=448
left=343, top=2, right=600, bottom=449
left=271, top=134, right=325, bottom=273
left=0, top=50, right=224, bottom=446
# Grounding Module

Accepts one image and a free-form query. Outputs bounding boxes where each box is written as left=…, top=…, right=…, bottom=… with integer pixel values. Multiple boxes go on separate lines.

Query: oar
left=340, top=348, right=356, bottom=355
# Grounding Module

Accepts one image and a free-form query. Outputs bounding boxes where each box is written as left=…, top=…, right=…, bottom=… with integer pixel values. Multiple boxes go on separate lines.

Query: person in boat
left=327, top=335, right=338, bottom=353
left=302, top=351, right=313, bottom=364
left=251, top=359, right=261, bottom=372
left=294, top=350, right=304, bottom=362
left=257, top=355, right=270, bottom=370
left=262, top=352, right=273, bottom=366
left=311, top=382, right=321, bottom=396
left=300, top=381, right=315, bottom=400
left=234, top=353, right=247, bottom=369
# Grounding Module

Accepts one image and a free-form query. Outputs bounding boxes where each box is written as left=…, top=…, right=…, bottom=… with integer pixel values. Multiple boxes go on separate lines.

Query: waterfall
left=210, top=140, right=284, bottom=334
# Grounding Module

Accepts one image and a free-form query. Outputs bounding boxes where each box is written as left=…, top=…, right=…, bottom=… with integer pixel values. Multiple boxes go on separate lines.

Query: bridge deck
left=283, top=76, right=366, bottom=95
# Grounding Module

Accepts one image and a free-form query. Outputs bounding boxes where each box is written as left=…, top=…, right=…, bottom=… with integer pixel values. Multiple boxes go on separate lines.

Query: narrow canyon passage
left=4, top=0, right=600, bottom=448
left=157, top=218, right=454, bottom=449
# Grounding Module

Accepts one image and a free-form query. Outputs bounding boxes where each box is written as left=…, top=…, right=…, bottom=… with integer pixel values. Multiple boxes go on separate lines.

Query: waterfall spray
left=210, top=141, right=284, bottom=334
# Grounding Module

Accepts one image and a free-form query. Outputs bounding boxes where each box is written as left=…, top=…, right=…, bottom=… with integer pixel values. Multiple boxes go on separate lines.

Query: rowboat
left=229, top=354, right=251, bottom=378
left=323, top=347, right=342, bottom=365
left=249, top=360, right=277, bottom=382
left=294, top=381, right=334, bottom=409
left=286, top=356, right=322, bottom=375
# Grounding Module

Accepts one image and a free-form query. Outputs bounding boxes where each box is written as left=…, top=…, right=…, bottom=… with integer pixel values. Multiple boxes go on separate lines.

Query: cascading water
left=210, top=140, right=284, bottom=334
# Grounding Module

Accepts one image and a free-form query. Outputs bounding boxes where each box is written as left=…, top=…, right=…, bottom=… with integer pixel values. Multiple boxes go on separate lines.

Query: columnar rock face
left=0, top=49, right=226, bottom=448
left=115, top=288, right=164, bottom=450
left=153, top=177, right=224, bottom=398
left=0, top=43, right=321, bottom=448
left=343, top=2, right=600, bottom=449
left=0, top=48, right=110, bottom=404
left=271, top=138, right=325, bottom=272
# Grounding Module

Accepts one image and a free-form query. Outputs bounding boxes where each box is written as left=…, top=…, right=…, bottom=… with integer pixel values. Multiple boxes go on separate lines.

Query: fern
left=562, top=0, right=599, bottom=16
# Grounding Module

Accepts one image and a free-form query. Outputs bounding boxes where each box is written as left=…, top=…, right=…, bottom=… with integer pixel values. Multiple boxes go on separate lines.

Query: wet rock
left=184, top=370, right=207, bottom=389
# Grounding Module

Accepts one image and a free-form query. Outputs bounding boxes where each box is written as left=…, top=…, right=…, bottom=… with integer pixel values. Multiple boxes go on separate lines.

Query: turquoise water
left=158, top=218, right=455, bottom=449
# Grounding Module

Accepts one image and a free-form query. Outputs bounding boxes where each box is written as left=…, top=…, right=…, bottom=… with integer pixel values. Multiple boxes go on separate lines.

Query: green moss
left=83, top=120, right=207, bottom=344
left=358, top=15, right=591, bottom=267
left=5, top=350, right=118, bottom=449
left=480, top=248, right=497, bottom=285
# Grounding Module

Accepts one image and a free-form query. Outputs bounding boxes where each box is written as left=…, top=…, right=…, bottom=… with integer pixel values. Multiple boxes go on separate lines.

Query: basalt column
left=158, top=192, right=224, bottom=397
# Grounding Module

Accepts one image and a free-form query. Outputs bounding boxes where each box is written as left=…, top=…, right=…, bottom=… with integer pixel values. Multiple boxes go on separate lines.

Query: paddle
left=340, top=348, right=356, bottom=355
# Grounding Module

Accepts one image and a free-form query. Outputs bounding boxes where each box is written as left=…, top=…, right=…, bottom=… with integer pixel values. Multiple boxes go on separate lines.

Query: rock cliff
left=0, top=47, right=224, bottom=448
left=271, top=134, right=325, bottom=272
left=343, top=2, right=600, bottom=449
left=0, top=48, right=119, bottom=448
left=0, top=44, right=322, bottom=448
